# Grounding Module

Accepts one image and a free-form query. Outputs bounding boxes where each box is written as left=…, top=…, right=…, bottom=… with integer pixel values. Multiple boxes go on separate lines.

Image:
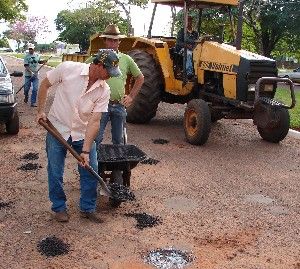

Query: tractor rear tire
left=257, top=107, right=290, bottom=143
left=184, top=99, right=211, bottom=145
left=126, top=50, right=162, bottom=123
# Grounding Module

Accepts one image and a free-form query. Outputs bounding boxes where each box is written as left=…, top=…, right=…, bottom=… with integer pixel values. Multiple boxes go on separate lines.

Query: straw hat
left=100, top=24, right=126, bottom=39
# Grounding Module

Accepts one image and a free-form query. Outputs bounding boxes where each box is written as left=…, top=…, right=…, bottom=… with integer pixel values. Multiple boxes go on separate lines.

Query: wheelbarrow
left=97, top=144, right=147, bottom=207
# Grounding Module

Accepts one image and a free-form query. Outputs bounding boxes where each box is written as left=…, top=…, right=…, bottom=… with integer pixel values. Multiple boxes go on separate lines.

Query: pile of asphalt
left=110, top=183, right=135, bottom=202
left=21, top=152, right=39, bottom=160
left=37, top=236, right=70, bottom=257
left=125, top=212, right=162, bottom=230
left=140, top=158, right=160, bottom=165
left=17, top=163, right=42, bottom=171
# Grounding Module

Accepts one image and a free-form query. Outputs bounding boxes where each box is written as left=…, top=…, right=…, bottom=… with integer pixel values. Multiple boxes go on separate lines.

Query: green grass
left=11, top=53, right=62, bottom=67
left=275, top=88, right=300, bottom=129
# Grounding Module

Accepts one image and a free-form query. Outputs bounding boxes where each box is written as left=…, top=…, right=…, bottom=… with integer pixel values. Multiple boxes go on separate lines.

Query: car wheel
left=6, top=112, right=19, bottom=135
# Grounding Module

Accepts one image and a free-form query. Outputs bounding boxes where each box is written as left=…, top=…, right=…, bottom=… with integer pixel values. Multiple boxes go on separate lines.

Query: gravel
left=1, top=54, right=299, bottom=269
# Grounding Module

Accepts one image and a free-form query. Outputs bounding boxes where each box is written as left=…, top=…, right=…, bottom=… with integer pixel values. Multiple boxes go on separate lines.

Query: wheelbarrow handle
left=38, top=118, right=112, bottom=197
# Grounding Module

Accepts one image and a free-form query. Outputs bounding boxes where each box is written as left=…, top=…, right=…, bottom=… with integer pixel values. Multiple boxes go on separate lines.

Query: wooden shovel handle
left=38, top=118, right=83, bottom=163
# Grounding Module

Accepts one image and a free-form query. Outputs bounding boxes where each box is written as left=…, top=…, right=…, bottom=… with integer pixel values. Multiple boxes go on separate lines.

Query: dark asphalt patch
left=152, top=138, right=169, bottom=144
left=22, top=152, right=39, bottom=160
left=0, top=201, right=13, bottom=209
left=37, top=236, right=70, bottom=257
left=125, top=212, right=162, bottom=229
left=17, top=163, right=42, bottom=171
left=140, top=158, right=160, bottom=165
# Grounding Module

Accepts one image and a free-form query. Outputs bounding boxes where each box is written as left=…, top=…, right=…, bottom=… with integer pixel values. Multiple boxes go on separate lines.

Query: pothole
left=145, top=247, right=194, bottom=269
left=244, top=194, right=274, bottom=205
left=125, top=212, right=162, bottom=229
left=37, top=236, right=70, bottom=257
left=164, top=196, right=198, bottom=212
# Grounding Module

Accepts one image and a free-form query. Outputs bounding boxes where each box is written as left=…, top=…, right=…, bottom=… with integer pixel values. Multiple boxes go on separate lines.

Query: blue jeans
left=95, top=103, right=127, bottom=146
left=24, top=76, right=39, bottom=105
left=186, top=49, right=194, bottom=76
left=179, top=49, right=194, bottom=76
left=46, top=133, right=98, bottom=213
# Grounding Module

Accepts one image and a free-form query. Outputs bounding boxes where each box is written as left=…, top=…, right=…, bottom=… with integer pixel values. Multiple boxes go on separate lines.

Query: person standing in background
left=23, top=43, right=47, bottom=107
left=95, top=24, right=144, bottom=184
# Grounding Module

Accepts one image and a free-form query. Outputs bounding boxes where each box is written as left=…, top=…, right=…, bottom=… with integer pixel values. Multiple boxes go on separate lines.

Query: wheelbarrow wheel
left=109, top=198, right=122, bottom=208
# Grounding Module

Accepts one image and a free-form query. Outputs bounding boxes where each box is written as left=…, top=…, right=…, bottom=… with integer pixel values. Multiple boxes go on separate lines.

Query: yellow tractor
left=63, top=0, right=296, bottom=145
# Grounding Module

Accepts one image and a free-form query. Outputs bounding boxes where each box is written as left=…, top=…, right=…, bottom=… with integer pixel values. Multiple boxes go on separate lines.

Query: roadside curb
left=288, top=129, right=300, bottom=139
left=244, top=119, right=300, bottom=140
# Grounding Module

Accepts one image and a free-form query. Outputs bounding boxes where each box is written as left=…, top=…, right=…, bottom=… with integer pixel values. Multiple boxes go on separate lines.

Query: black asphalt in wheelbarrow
left=97, top=144, right=147, bottom=172
left=97, top=144, right=147, bottom=206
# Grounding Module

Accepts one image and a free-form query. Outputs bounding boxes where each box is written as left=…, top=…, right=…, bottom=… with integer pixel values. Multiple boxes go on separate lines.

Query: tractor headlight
left=264, top=84, right=274, bottom=91
left=0, top=93, right=15, bottom=104
left=248, top=84, right=273, bottom=92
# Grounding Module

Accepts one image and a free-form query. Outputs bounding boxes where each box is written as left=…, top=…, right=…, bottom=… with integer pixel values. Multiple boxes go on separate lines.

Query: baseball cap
left=28, top=43, right=35, bottom=49
left=94, top=49, right=121, bottom=77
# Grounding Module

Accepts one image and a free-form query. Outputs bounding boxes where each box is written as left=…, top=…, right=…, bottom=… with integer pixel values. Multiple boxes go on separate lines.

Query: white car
left=279, top=67, right=300, bottom=83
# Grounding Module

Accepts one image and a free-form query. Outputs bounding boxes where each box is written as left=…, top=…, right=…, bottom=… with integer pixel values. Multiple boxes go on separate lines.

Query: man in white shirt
left=37, top=49, right=121, bottom=223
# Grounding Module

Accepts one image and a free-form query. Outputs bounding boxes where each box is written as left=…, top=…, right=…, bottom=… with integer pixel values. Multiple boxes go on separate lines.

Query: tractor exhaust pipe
left=236, top=0, right=244, bottom=50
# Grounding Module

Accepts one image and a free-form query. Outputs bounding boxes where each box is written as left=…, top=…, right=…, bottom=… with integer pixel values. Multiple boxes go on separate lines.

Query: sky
left=2, top=0, right=176, bottom=44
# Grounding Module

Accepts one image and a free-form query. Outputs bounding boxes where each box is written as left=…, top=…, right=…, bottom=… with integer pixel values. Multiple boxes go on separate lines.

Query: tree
left=4, top=16, right=50, bottom=51
left=0, top=0, right=28, bottom=22
left=55, top=2, right=127, bottom=51
left=110, top=0, right=148, bottom=35
left=0, top=38, right=9, bottom=48
left=243, top=0, right=300, bottom=57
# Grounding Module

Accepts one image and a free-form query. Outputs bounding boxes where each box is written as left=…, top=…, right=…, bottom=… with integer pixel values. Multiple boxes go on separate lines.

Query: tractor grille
left=246, top=61, right=277, bottom=102
left=247, top=61, right=277, bottom=84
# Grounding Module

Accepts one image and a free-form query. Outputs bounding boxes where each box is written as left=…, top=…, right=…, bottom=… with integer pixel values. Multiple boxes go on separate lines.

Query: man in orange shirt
left=37, top=49, right=121, bottom=223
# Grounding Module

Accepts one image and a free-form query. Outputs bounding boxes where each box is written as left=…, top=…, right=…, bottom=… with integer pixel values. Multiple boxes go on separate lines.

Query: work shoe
left=80, top=212, right=103, bottom=223
left=24, top=95, right=28, bottom=103
left=31, top=103, right=37, bottom=107
left=54, top=211, right=69, bottom=222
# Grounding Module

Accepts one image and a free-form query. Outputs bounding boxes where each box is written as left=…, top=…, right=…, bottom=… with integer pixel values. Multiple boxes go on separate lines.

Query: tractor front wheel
left=257, top=107, right=290, bottom=143
left=184, top=99, right=211, bottom=145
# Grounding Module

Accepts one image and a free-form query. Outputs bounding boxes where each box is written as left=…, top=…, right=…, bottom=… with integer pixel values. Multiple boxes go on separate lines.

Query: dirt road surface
left=1, top=55, right=299, bottom=269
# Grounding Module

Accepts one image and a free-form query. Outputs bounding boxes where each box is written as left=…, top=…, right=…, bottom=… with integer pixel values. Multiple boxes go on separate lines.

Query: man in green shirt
left=95, top=24, right=144, bottom=184
left=23, top=43, right=46, bottom=107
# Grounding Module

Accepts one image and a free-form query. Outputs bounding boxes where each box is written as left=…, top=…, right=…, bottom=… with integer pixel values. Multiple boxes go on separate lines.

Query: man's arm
left=121, top=73, right=144, bottom=107
left=37, top=77, right=52, bottom=122
left=80, top=112, right=101, bottom=166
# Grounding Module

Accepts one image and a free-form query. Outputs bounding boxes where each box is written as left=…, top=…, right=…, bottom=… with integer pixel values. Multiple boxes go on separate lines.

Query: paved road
left=1, top=55, right=300, bottom=269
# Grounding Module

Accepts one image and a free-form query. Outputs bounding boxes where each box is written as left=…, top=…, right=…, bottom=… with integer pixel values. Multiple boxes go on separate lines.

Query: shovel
left=38, top=118, right=112, bottom=197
